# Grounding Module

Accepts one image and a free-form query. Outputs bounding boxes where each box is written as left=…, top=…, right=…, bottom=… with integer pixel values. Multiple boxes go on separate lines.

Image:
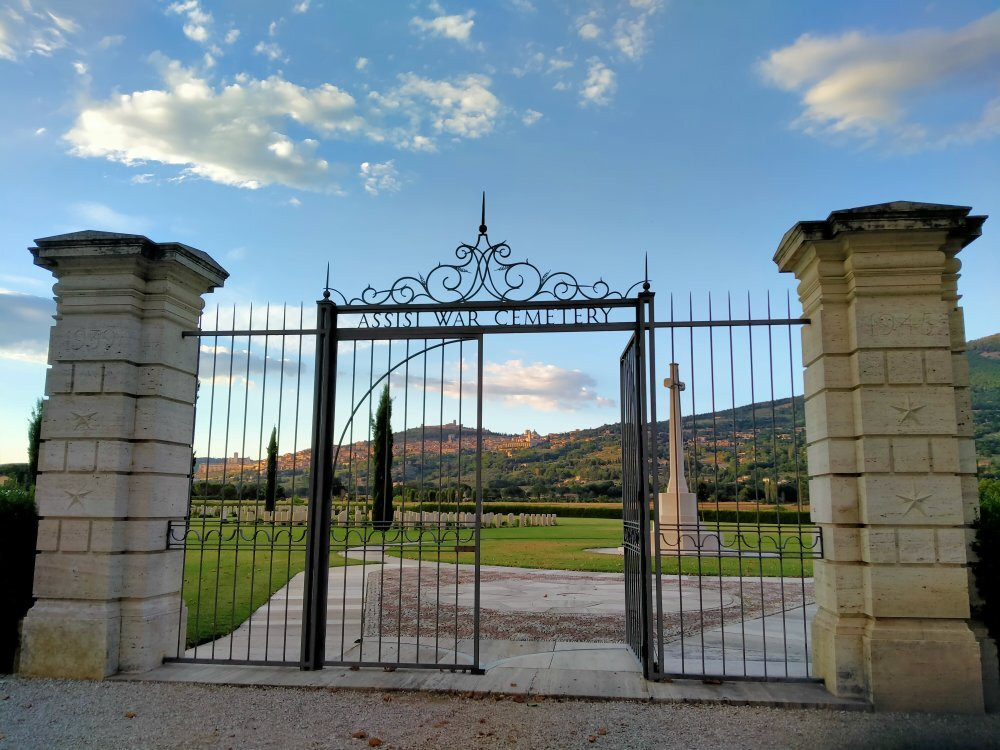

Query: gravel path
left=363, top=568, right=812, bottom=643
left=2, top=677, right=998, bottom=749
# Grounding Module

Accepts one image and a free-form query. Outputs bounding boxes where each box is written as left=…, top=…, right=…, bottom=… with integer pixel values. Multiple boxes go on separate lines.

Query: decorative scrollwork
left=657, top=523, right=823, bottom=558
left=327, top=195, right=648, bottom=305
left=169, top=519, right=477, bottom=551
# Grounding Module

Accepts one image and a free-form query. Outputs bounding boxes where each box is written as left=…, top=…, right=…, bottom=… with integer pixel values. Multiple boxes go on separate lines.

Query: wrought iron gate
left=309, top=332, right=485, bottom=671
left=168, top=197, right=820, bottom=682
left=620, top=331, right=655, bottom=677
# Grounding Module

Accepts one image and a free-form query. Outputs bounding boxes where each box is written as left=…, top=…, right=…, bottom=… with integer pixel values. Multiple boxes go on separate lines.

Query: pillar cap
left=775, top=201, right=987, bottom=272
left=31, top=230, right=228, bottom=290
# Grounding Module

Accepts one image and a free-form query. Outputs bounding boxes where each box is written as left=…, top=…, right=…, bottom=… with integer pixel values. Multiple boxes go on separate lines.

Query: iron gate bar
left=182, top=317, right=809, bottom=340
left=474, top=334, right=484, bottom=674
left=302, top=297, right=336, bottom=670
left=335, top=318, right=810, bottom=342
left=620, top=328, right=651, bottom=676
left=787, top=293, right=811, bottom=674
left=642, top=291, right=666, bottom=679
left=338, top=297, right=639, bottom=314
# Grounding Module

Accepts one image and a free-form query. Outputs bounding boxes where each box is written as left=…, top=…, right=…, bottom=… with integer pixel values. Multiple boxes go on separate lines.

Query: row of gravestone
left=192, top=505, right=309, bottom=523
left=191, top=505, right=557, bottom=528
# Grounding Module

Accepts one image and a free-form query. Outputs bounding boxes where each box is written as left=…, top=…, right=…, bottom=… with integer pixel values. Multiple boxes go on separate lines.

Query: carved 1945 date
left=865, top=312, right=948, bottom=338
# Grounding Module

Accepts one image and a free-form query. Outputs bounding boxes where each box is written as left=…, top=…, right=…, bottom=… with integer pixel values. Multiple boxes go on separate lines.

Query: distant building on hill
left=496, top=429, right=541, bottom=456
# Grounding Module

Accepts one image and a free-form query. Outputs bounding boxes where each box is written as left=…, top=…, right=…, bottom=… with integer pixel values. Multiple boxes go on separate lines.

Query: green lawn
left=181, top=522, right=357, bottom=647
left=387, top=517, right=816, bottom=577
left=181, top=517, right=815, bottom=646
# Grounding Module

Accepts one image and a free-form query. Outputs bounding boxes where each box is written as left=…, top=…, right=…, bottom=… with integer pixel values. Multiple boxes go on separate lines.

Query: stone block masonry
left=18, top=231, right=226, bottom=679
left=775, top=202, right=997, bottom=713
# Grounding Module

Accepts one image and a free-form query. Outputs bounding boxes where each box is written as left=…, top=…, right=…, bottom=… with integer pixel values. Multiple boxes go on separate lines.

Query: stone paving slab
left=118, top=659, right=867, bottom=710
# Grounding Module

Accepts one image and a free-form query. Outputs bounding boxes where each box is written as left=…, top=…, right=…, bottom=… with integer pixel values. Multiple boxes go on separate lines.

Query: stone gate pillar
left=775, top=202, right=996, bottom=712
left=18, top=231, right=226, bottom=678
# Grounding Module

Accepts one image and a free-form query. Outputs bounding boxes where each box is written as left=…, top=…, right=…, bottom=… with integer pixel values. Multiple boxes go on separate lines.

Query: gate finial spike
left=323, top=262, right=331, bottom=300
left=479, top=191, right=487, bottom=235
left=642, top=251, right=650, bottom=292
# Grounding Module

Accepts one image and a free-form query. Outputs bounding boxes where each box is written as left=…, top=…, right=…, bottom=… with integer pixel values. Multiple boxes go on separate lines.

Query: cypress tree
left=265, top=427, right=278, bottom=512
left=372, top=385, right=393, bottom=531
left=27, top=398, right=42, bottom=488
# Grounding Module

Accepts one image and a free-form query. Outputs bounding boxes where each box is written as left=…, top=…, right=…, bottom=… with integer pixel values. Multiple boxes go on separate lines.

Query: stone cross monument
left=659, top=362, right=718, bottom=552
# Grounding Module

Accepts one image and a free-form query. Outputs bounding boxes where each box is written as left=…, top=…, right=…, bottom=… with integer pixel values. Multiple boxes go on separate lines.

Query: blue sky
left=1, top=0, right=999, bottom=462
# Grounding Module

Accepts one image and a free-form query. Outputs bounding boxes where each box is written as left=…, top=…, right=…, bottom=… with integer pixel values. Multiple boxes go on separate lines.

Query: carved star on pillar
left=890, top=396, right=925, bottom=425
left=71, top=411, right=98, bottom=429
left=896, top=485, right=932, bottom=516
left=65, top=488, right=92, bottom=511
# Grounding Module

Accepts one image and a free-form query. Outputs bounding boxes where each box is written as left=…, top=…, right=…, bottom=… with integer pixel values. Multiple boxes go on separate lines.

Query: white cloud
left=130, top=173, right=155, bottom=184
left=356, top=56, right=369, bottom=71
left=98, top=34, right=124, bottom=49
left=0, top=4, right=79, bottom=61
left=759, top=10, right=1000, bottom=148
left=72, top=60, right=87, bottom=75
left=255, top=41, right=284, bottom=61
left=47, top=11, right=79, bottom=34
left=612, top=15, right=649, bottom=61
left=167, top=0, right=213, bottom=44
left=402, top=358, right=613, bottom=412
left=0, top=18, right=14, bottom=62
left=522, top=109, right=542, bottom=126
left=410, top=6, right=476, bottom=45
left=65, top=59, right=363, bottom=191
left=66, top=60, right=503, bottom=190
left=34, top=127, right=46, bottom=135
left=288, top=196, right=301, bottom=206
left=359, top=160, right=401, bottom=196
left=71, top=201, right=148, bottom=233
left=0, top=291, right=53, bottom=365
left=224, top=29, right=240, bottom=44
left=371, top=72, right=501, bottom=147
left=268, top=20, right=279, bottom=37
left=577, top=1, right=663, bottom=62
left=293, top=0, right=311, bottom=12
left=198, top=342, right=303, bottom=387
left=512, top=49, right=573, bottom=78
left=480, top=360, right=614, bottom=412
left=580, top=58, right=616, bottom=106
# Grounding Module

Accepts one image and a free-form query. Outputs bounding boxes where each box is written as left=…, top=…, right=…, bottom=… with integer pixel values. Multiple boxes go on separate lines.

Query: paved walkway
left=164, top=553, right=841, bottom=708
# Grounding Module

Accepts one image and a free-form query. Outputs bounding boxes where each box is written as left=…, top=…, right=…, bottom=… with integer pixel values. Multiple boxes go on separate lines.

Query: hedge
left=972, top=479, right=1000, bottom=671
left=1, top=484, right=37, bottom=673
left=187, top=497, right=810, bottom=524
left=698, top=508, right=810, bottom=525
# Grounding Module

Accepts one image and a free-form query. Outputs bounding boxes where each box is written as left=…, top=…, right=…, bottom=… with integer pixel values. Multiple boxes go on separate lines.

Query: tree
left=371, top=385, right=393, bottom=531
left=265, top=427, right=278, bottom=512
left=329, top=475, right=344, bottom=497
left=27, top=398, right=42, bottom=488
